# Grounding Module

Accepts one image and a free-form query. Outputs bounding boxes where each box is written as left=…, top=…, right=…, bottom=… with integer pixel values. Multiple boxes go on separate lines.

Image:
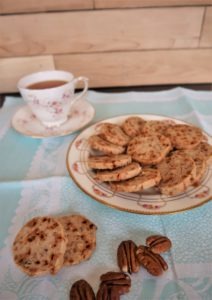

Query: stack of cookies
left=88, top=117, right=212, bottom=196
left=12, top=215, right=97, bottom=276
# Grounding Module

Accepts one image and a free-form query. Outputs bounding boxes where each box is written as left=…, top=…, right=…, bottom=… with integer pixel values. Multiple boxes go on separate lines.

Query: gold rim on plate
left=66, top=113, right=212, bottom=215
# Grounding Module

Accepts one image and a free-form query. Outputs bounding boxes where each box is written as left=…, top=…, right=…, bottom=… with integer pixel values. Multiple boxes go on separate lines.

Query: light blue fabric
left=0, top=88, right=211, bottom=300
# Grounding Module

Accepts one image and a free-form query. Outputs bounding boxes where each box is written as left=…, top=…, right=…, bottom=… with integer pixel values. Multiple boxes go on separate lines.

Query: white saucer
left=12, top=99, right=95, bottom=138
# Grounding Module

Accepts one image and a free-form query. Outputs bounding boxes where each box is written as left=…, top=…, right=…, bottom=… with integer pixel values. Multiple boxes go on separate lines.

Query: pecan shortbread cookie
left=99, top=123, right=130, bottom=146
left=95, top=162, right=142, bottom=182
left=58, top=215, right=97, bottom=266
left=88, top=154, right=132, bottom=170
left=140, top=120, right=169, bottom=136
left=12, top=216, right=67, bottom=276
left=165, top=124, right=203, bottom=150
left=181, top=149, right=206, bottom=183
left=110, top=167, right=161, bottom=192
left=122, top=116, right=146, bottom=137
left=88, top=135, right=125, bottom=155
left=158, top=152, right=196, bottom=196
left=190, top=142, right=212, bottom=165
left=127, top=135, right=172, bottom=165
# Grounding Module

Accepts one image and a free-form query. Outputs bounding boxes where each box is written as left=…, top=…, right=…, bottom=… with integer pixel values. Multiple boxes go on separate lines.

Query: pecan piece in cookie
left=146, top=235, right=172, bottom=254
left=70, top=279, right=95, bottom=300
left=117, top=240, right=140, bottom=274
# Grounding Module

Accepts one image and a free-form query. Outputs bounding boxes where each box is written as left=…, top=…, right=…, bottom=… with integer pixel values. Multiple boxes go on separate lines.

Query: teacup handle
left=71, top=76, right=89, bottom=107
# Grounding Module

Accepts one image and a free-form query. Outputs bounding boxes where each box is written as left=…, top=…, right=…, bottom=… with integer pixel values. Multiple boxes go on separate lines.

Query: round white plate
left=66, top=114, right=212, bottom=215
left=12, top=99, right=95, bottom=138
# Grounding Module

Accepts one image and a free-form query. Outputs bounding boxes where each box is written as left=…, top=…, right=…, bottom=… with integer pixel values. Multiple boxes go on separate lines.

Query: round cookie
left=140, top=120, right=169, bottom=136
left=88, top=135, right=125, bottom=155
left=87, top=154, right=132, bottom=170
left=95, top=162, right=142, bottom=182
left=12, top=216, right=67, bottom=276
left=192, top=157, right=206, bottom=183
left=58, top=215, right=97, bottom=266
left=165, top=124, right=203, bottom=150
left=181, top=149, right=207, bottom=183
left=127, top=135, right=172, bottom=165
left=192, top=142, right=212, bottom=165
left=122, top=117, right=146, bottom=137
left=99, top=123, right=130, bottom=146
left=158, top=152, right=196, bottom=196
left=110, top=167, right=161, bottom=192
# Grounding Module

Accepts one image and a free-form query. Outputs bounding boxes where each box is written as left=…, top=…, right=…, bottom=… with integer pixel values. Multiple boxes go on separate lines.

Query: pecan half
left=99, top=271, right=131, bottom=296
left=70, top=279, right=95, bottom=300
left=136, top=246, right=168, bottom=276
left=154, top=252, right=168, bottom=271
left=96, top=284, right=120, bottom=300
left=146, top=235, right=172, bottom=254
left=117, top=240, right=140, bottom=274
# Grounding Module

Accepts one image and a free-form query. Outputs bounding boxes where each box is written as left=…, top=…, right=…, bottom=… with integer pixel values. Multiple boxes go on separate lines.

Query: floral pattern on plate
left=66, top=114, right=212, bottom=215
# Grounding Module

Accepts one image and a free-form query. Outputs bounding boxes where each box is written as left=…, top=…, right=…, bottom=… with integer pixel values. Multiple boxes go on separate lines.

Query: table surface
left=0, top=87, right=211, bottom=300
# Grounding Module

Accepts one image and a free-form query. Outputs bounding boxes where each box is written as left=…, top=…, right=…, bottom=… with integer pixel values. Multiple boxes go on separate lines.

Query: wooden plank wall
left=0, top=0, right=93, bottom=14
left=1, top=0, right=212, bottom=13
left=0, top=0, right=212, bottom=92
left=200, top=7, right=212, bottom=47
left=95, top=0, right=212, bottom=9
left=55, top=50, right=212, bottom=87
left=0, top=8, right=204, bottom=57
left=0, top=57, right=55, bottom=93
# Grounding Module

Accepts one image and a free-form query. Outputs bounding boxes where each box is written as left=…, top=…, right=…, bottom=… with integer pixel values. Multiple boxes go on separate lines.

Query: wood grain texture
left=200, top=7, right=212, bottom=47
left=0, top=0, right=93, bottom=14
left=55, top=49, right=212, bottom=87
left=95, top=0, right=212, bottom=9
left=0, top=7, right=203, bottom=58
left=0, top=56, right=55, bottom=93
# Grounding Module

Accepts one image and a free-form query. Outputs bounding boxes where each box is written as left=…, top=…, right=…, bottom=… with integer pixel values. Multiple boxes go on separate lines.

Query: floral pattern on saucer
left=12, top=99, right=95, bottom=138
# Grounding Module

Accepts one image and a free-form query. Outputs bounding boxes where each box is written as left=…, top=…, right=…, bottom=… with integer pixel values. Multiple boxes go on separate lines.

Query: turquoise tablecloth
left=0, top=88, right=211, bottom=300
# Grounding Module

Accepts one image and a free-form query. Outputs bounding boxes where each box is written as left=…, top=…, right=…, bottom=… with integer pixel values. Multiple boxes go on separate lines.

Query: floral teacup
left=18, top=70, right=88, bottom=127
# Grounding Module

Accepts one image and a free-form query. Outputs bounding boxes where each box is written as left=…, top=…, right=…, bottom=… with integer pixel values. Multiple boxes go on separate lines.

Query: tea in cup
left=18, top=70, right=88, bottom=127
